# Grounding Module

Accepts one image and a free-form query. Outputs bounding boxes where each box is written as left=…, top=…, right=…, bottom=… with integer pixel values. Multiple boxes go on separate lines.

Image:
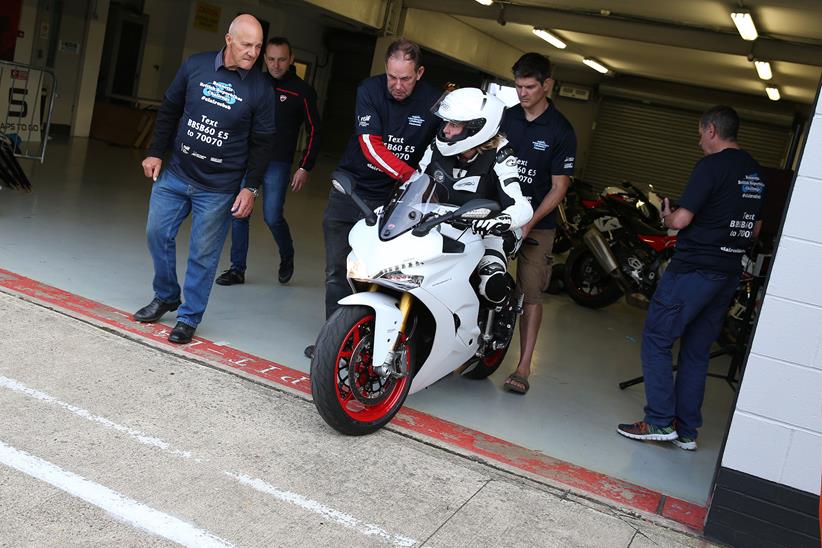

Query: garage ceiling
left=403, top=0, right=822, bottom=104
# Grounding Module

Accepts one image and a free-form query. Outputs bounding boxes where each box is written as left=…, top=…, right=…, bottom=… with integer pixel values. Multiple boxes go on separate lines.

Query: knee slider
left=478, top=262, right=509, bottom=304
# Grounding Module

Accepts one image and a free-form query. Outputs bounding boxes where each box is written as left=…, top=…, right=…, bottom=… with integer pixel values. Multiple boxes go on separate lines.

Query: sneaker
left=617, top=421, right=678, bottom=441
left=672, top=437, right=697, bottom=451
left=216, top=268, right=245, bottom=286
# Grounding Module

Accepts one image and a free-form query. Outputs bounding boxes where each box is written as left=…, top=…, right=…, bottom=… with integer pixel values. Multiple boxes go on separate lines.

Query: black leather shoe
left=168, top=322, right=196, bottom=344
left=216, top=268, right=245, bottom=286
left=304, top=344, right=315, bottom=359
left=133, top=298, right=180, bottom=323
left=278, top=256, right=294, bottom=284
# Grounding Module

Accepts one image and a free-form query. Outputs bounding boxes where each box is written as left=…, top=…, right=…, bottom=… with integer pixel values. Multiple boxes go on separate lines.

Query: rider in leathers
left=416, top=88, right=532, bottom=303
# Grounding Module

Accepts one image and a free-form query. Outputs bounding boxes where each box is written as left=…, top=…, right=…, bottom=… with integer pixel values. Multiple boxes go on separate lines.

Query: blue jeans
left=228, top=161, right=293, bottom=271
left=641, top=269, right=740, bottom=439
left=146, top=170, right=235, bottom=327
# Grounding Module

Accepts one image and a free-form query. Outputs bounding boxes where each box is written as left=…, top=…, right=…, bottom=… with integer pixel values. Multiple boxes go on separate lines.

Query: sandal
left=504, top=373, right=530, bottom=395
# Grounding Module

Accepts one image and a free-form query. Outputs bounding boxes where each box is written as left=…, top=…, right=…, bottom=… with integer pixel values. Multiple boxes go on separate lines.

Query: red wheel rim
left=334, top=314, right=410, bottom=422
left=482, top=348, right=506, bottom=368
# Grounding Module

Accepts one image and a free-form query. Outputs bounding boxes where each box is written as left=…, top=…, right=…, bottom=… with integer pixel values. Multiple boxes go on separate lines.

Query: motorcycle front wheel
left=310, top=305, right=413, bottom=436
left=563, top=246, right=623, bottom=309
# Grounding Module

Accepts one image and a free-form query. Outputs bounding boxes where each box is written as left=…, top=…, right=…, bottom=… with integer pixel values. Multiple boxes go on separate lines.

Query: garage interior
left=1, top=0, right=821, bottom=508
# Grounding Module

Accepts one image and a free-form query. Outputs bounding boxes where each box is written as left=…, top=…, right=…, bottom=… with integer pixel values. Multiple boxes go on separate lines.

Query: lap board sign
left=0, top=60, right=56, bottom=162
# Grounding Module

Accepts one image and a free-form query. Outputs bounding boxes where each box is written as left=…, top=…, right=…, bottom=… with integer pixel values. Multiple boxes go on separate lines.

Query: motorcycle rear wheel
left=310, top=305, right=413, bottom=436
left=563, top=246, right=623, bottom=309
left=462, top=345, right=510, bottom=380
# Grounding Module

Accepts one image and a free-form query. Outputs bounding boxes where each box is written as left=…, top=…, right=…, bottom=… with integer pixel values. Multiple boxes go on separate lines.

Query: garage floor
left=0, top=138, right=738, bottom=505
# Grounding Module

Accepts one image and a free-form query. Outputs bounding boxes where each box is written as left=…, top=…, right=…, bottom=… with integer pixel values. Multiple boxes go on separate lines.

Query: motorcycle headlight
left=346, top=254, right=369, bottom=280
left=376, top=270, right=424, bottom=289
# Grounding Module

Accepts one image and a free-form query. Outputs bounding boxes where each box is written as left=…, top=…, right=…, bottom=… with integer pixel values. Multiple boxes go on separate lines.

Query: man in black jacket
left=134, top=14, right=275, bottom=344
left=216, top=36, right=321, bottom=286
left=304, top=38, right=440, bottom=359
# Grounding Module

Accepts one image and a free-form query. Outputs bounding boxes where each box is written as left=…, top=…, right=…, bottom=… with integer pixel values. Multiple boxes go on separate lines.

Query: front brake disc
left=347, top=333, right=395, bottom=406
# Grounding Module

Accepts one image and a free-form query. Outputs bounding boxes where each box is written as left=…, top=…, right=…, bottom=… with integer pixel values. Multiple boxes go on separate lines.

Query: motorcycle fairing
left=345, top=216, right=486, bottom=394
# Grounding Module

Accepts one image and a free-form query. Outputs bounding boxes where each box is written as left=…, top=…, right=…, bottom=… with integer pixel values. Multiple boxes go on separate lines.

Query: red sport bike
left=562, top=181, right=677, bottom=309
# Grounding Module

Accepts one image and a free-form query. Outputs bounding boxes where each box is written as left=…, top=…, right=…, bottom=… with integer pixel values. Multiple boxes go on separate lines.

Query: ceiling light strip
left=754, top=60, right=772, bottom=80
left=583, top=57, right=609, bottom=74
left=765, top=86, right=780, bottom=101
left=532, top=28, right=567, bottom=49
left=731, top=10, right=758, bottom=41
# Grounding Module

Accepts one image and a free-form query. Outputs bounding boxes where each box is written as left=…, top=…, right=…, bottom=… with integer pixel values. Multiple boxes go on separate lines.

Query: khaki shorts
left=516, top=228, right=556, bottom=305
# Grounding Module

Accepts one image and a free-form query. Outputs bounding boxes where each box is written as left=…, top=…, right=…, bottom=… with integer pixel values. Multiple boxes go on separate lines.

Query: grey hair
left=700, top=105, right=739, bottom=141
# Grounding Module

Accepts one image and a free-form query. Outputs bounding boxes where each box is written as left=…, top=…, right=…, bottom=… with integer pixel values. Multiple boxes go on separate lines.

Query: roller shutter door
left=582, top=98, right=792, bottom=199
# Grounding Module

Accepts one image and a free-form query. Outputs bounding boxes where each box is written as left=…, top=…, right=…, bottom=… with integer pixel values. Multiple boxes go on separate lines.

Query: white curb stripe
left=0, top=375, right=199, bottom=461
left=0, top=375, right=419, bottom=546
left=227, top=472, right=418, bottom=547
left=0, top=440, right=233, bottom=548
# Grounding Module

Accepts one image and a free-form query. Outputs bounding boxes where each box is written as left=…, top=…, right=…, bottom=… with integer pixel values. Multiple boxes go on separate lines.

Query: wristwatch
left=245, top=187, right=259, bottom=198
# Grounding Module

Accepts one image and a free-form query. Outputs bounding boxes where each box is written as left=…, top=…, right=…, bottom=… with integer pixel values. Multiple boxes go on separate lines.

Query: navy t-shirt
left=668, top=148, right=765, bottom=275
left=151, top=51, right=276, bottom=192
left=500, top=103, right=576, bottom=229
left=336, top=75, right=441, bottom=201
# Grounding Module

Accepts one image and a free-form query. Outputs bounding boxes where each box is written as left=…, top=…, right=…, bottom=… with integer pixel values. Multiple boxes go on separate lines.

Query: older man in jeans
left=133, top=14, right=275, bottom=344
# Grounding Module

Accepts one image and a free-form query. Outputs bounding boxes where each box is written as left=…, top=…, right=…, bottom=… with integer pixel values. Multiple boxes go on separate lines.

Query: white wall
left=137, top=0, right=189, bottom=101
left=402, top=8, right=522, bottom=80
left=72, top=0, right=110, bottom=137
left=721, top=80, right=822, bottom=496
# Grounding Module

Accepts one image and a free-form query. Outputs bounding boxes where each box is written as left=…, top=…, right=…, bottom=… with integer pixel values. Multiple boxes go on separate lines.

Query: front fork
left=373, top=290, right=414, bottom=379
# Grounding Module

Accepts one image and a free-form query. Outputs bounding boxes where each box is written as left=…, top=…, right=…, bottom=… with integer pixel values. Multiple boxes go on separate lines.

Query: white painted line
left=226, top=472, right=418, bottom=547
left=0, top=440, right=233, bottom=548
left=0, top=375, right=418, bottom=546
left=0, top=375, right=202, bottom=462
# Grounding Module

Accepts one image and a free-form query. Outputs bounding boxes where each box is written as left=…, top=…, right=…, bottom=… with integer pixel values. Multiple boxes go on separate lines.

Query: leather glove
left=472, top=213, right=512, bottom=237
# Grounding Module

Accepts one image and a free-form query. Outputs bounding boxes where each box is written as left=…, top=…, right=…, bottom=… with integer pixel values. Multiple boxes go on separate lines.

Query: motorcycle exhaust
left=581, top=227, right=650, bottom=309
left=582, top=227, right=619, bottom=274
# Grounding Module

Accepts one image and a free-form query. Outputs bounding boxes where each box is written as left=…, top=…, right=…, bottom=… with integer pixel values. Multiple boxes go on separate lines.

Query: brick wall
left=706, top=81, right=821, bottom=547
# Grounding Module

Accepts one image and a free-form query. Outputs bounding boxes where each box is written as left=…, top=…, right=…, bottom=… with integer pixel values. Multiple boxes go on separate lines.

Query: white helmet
left=433, top=88, right=505, bottom=156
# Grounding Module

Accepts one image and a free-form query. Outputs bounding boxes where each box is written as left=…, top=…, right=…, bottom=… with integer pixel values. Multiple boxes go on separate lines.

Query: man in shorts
left=500, top=53, right=577, bottom=394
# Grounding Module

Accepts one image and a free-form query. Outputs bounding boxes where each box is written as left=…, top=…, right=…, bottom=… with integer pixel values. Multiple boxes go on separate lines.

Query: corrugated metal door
left=582, top=98, right=792, bottom=199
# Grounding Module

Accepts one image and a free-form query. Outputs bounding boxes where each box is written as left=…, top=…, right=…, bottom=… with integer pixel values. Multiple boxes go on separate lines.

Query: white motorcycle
left=310, top=171, right=523, bottom=435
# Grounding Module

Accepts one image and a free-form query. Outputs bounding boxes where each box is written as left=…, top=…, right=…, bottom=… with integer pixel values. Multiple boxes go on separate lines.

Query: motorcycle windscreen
left=380, top=174, right=457, bottom=240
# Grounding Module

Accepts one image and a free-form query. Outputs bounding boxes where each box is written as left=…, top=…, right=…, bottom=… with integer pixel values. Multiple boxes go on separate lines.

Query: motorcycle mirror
left=330, top=170, right=355, bottom=195
left=331, top=180, right=346, bottom=194
left=461, top=207, right=492, bottom=219
left=459, top=199, right=500, bottom=219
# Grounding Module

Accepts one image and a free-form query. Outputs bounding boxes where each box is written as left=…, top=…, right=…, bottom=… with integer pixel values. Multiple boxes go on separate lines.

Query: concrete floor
left=0, top=138, right=738, bottom=505
left=0, top=292, right=712, bottom=547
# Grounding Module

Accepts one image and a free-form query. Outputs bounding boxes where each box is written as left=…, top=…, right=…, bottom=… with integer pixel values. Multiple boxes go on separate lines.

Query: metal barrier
left=0, top=60, right=57, bottom=191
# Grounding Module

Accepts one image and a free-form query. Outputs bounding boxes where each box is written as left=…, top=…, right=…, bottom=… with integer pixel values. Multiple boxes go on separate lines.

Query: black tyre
left=310, top=305, right=413, bottom=436
left=552, top=230, right=572, bottom=254
left=462, top=344, right=510, bottom=380
left=563, top=245, right=623, bottom=309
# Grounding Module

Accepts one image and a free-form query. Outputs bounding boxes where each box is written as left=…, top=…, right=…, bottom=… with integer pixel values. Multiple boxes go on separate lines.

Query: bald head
left=224, top=14, right=263, bottom=71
